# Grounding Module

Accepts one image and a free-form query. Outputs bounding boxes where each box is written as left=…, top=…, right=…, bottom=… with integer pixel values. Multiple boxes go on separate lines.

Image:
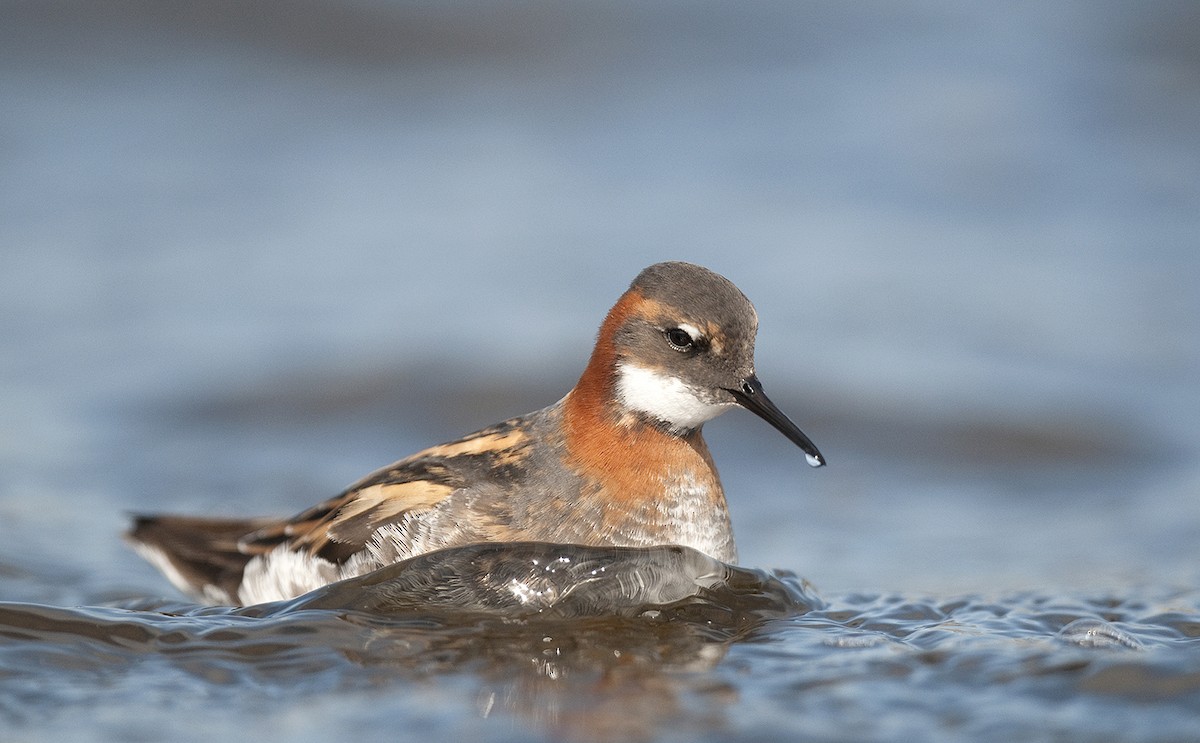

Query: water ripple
left=1, top=545, right=1199, bottom=741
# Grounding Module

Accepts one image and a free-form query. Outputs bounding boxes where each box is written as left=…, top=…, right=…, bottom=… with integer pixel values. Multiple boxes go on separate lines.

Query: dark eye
left=664, top=327, right=695, bottom=352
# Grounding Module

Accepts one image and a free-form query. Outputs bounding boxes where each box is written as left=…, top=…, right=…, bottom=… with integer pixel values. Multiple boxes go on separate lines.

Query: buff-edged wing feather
left=240, top=458, right=468, bottom=563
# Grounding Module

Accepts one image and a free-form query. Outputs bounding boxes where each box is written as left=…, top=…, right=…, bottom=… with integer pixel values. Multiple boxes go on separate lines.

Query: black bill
left=726, top=375, right=826, bottom=467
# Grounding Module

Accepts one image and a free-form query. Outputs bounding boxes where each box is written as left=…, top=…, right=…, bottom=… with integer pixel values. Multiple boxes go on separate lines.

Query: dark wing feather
left=239, top=418, right=532, bottom=563
left=237, top=460, right=467, bottom=563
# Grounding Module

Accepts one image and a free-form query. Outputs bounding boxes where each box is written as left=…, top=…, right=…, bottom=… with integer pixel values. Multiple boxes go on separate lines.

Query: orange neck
left=562, top=289, right=719, bottom=502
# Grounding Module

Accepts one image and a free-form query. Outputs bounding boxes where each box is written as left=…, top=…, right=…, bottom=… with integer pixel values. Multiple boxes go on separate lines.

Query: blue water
left=2, top=1, right=1199, bottom=741
left=3, top=545, right=1199, bottom=743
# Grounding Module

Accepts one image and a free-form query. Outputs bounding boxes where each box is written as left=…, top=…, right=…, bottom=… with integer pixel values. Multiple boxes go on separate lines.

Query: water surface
left=2, top=546, right=1197, bottom=742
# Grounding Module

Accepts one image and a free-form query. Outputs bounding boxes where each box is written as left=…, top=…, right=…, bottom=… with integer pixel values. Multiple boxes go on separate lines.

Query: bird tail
left=126, top=514, right=276, bottom=605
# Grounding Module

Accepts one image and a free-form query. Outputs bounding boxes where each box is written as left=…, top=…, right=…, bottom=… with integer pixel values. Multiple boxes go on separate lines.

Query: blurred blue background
left=2, top=0, right=1198, bottom=604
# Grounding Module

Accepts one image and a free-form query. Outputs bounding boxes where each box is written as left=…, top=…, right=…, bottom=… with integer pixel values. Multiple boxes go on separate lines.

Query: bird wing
left=238, top=418, right=534, bottom=563
left=128, top=416, right=538, bottom=602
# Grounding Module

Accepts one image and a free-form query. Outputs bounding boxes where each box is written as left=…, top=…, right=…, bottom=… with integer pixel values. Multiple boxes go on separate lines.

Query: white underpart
left=239, top=548, right=341, bottom=605
left=237, top=508, right=467, bottom=605
left=615, top=362, right=732, bottom=431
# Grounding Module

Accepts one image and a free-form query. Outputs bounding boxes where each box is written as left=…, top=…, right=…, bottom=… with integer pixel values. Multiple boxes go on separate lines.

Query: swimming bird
left=128, top=261, right=824, bottom=605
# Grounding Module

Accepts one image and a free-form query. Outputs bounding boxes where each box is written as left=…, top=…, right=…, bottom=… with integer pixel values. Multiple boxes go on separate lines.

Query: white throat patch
left=615, top=362, right=731, bottom=431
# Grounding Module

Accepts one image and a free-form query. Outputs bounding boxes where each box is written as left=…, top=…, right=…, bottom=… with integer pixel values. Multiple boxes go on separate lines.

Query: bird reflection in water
left=122, top=542, right=821, bottom=741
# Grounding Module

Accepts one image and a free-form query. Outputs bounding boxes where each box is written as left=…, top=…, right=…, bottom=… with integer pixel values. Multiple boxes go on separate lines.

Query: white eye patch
left=675, top=323, right=702, bottom=342
left=615, top=362, right=732, bottom=431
